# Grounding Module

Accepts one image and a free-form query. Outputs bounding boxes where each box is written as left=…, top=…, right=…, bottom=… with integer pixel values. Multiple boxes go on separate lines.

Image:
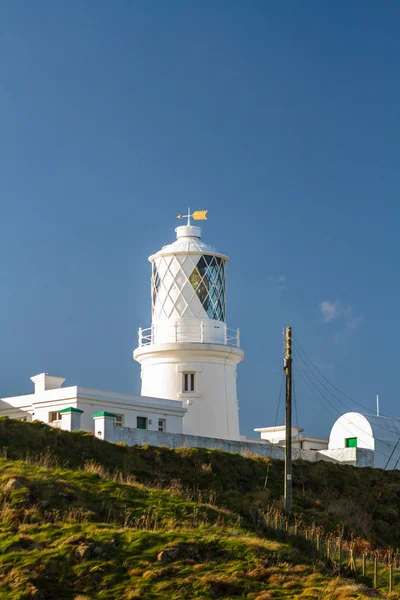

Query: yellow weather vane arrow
left=176, top=209, right=208, bottom=223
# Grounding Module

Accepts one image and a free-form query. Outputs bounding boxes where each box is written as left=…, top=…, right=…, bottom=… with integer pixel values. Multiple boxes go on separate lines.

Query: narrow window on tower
left=182, top=372, right=196, bottom=393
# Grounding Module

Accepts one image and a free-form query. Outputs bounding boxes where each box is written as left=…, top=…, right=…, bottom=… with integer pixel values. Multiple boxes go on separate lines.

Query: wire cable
left=294, top=353, right=398, bottom=459
left=264, top=369, right=284, bottom=489
left=293, top=348, right=399, bottom=450
left=354, top=437, right=400, bottom=533
left=293, top=374, right=306, bottom=497
left=293, top=336, right=396, bottom=424
left=294, top=354, right=398, bottom=461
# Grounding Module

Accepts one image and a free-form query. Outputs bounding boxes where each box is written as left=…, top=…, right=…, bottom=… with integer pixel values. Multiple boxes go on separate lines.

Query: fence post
left=362, top=554, right=366, bottom=577
left=373, top=556, right=378, bottom=588
left=389, top=564, right=393, bottom=593
left=349, top=548, right=357, bottom=576
left=338, top=543, right=342, bottom=574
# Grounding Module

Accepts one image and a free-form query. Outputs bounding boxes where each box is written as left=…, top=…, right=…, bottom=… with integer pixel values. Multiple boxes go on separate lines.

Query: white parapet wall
left=319, top=447, right=374, bottom=467
left=93, top=418, right=374, bottom=467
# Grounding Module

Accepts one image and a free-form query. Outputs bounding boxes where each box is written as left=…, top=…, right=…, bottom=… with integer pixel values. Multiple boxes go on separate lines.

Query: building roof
left=330, top=412, right=400, bottom=446
left=149, top=225, right=228, bottom=261
left=254, top=425, right=303, bottom=433
left=356, top=413, right=400, bottom=443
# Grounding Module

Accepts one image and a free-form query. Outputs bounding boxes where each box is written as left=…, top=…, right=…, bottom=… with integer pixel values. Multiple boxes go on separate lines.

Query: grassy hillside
left=0, top=457, right=385, bottom=600
left=1, top=418, right=400, bottom=598
left=1, top=418, right=399, bottom=547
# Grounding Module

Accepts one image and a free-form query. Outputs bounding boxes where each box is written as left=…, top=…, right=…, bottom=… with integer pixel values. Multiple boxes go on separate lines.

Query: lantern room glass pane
left=152, top=264, right=161, bottom=309
left=189, top=255, right=225, bottom=321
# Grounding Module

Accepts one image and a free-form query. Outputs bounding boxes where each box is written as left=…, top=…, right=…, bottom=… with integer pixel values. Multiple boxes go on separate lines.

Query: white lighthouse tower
left=133, top=210, right=244, bottom=440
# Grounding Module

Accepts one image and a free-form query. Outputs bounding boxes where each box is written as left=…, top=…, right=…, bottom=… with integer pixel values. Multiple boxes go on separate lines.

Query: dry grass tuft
left=82, top=460, right=109, bottom=479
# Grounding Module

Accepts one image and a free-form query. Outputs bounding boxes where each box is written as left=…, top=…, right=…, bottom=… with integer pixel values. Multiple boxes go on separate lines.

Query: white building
left=254, top=425, right=328, bottom=450
left=133, top=212, right=244, bottom=440
left=0, top=372, right=186, bottom=434
left=0, top=211, right=242, bottom=441
left=329, top=412, right=400, bottom=469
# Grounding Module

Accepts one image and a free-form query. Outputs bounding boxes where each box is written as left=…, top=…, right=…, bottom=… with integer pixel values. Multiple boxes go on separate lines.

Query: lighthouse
left=133, top=210, right=244, bottom=440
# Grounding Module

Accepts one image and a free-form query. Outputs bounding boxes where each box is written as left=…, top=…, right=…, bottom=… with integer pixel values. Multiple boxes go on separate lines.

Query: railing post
left=138, top=327, right=142, bottom=346
left=224, top=324, right=227, bottom=345
left=151, top=323, right=154, bottom=344
left=237, top=328, right=240, bottom=347
left=200, top=321, right=204, bottom=343
left=174, top=321, right=178, bottom=342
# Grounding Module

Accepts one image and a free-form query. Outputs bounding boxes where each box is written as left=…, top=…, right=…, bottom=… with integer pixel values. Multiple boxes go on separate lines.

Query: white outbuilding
left=254, top=425, right=328, bottom=450
left=329, top=412, right=400, bottom=469
left=0, top=372, right=186, bottom=434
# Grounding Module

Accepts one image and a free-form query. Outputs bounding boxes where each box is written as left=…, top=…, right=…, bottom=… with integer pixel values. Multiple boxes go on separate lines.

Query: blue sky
left=1, top=1, right=400, bottom=438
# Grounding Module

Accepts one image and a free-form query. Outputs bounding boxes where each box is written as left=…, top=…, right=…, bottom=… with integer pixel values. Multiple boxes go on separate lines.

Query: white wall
left=76, top=400, right=183, bottom=434
left=329, top=412, right=400, bottom=470
left=299, top=439, right=328, bottom=451
left=136, top=345, right=242, bottom=440
left=329, top=413, right=374, bottom=451
left=0, top=386, right=185, bottom=435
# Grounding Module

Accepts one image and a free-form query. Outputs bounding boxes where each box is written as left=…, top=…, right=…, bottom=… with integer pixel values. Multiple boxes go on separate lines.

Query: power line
left=294, top=355, right=398, bottom=461
left=293, top=348, right=399, bottom=450
left=294, top=361, right=381, bottom=453
left=294, top=353, right=398, bottom=458
left=293, top=374, right=306, bottom=497
left=355, top=437, right=400, bottom=532
left=293, top=336, right=393, bottom=419
left=264, top=369, right=284, bottom=489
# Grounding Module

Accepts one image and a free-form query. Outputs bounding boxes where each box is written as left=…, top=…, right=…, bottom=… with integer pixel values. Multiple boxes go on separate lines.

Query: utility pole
left=284, top=326, right=292, bottom=512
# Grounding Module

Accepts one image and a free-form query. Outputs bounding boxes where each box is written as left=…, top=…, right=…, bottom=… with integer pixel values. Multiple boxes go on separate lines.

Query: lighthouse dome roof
left=149, top=225, right=229, bottom=262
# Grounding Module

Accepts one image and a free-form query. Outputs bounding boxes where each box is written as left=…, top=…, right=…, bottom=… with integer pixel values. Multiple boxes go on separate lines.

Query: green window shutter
left=137, top=416, right=147, bottom=430
left=345, top=437, right=357, bottom=448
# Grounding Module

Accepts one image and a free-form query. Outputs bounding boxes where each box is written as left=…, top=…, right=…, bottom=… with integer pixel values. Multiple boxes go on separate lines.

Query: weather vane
left=176, top=208, right=208, bottom=225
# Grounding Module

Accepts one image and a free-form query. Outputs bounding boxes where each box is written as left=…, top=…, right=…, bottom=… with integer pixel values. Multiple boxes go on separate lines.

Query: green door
left=345, top=437, right=357, bottom=448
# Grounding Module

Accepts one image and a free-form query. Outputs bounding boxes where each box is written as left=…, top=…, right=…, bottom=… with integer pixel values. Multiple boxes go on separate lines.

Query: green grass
left=1, top=418, right=399, bottom=546
left=0, top=519, right=380, bottom=599
left=0, top=418, right=399, bottom=598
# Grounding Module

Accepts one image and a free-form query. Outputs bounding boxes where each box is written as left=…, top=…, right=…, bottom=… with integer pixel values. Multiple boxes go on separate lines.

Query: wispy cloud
left=346, top=314, right=364, bottom=330
left=268, top=274, right=288, bottom=293
left=320, top=300, right=340, bottom=323
left=319, top=299, right=364, bottom=331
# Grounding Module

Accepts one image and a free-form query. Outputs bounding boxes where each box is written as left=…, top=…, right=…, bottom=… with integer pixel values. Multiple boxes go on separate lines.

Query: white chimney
left=31, top=373, right=66, bottom=394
